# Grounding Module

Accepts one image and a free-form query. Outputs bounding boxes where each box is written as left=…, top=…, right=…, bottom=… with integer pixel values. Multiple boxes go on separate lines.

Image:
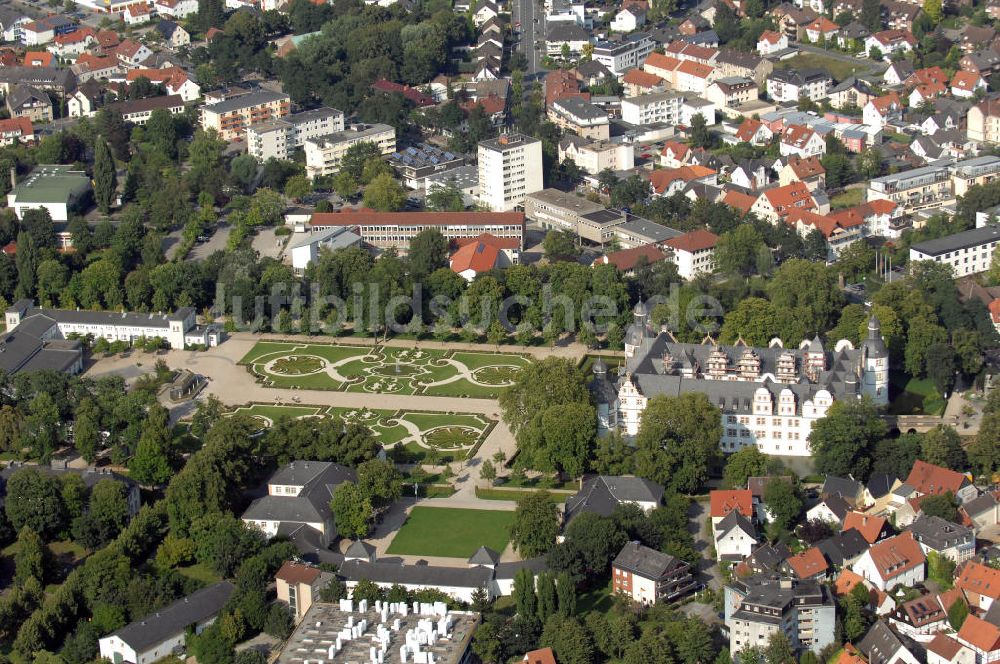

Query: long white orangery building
left=591, top=304, right=889, bottom=457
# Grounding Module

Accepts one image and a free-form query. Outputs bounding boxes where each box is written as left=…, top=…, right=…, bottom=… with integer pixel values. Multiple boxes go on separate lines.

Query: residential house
left=783, top=546, right=830, bottom=581
left=804, top=16, right=839, bottom=43
left=705, top=76, right=758, bottom=110
left=155, top=21, right=190, bottom=48
left=858, top=621, right=923, bottom=664
left=473, top=0, right=498, bottom=26
left=545, top=23, right=592, bottom=58
left=127, top=67, right=200, bottom=102
left=674, top=60, right=717, bottom=95
left=611, top=5, right=646, bottom=32
left=714, top=510, right=758, bottom=562
left=596, top=244, right=668, bottom=276
left=807, top=493, right=853, bottom=526
left=828, top=77, right=876, bottom=110
left=961, top=492, right=1000, bottom=529
left=735, top=117, right=773, bottom=145
left=545, top=69, right=589, bottom=107
left=612, top=541, right=696, bottom=604
left=107, top=94, right=184, bottom=125
left=864, top=93, right=904, bottom=130
left=558, top=137, right=634, bottom=174
left=123, top=4, right=154, bottom=25
left=927, top=634, right=976, bottom=664
left=0, top=7, right=31, bottom=42
left=730, top=159, right=770, bottom=190
left=956, top=616, right=1000, bottom=664
left=779, top=124, right=826, bottom=158
left=778, top=155, right=825, bottom=190
left=818, top=529, right=871, bottom=569
left=642, top=52, right=683, bottom=81
left=649, top=165, right=717, bottom=197
left=890, top=592, right=960, bottom=640
left=593, top=33, right=655, bottom=75
left=67, top=80, right=102, bottom=117
left=843, top=512, right=893, bottom=544
left=852, top=532, right=927, bottom=591
left=449, top=233, right=520, bottom=282
left=114, top=39, right=153, bottom=69
left=907, top=515, right=975, bottom=563
left=757, top=30, right=788, bottom=55
left=866, top=29, right=917, bottom=59
left=714, top=48, right=773, bottom=88
left=750, top=181, right=817, bottom=222
left=548, top=96, right=609, bottom=140
left=788, top=209, right=866, bottom=259
left=961, top=49, right=1000, bottom=80
left=884, top=61, right=916, bottom=87
left=736, top=542, right=790, bottom=576
left=21, top=15, right=75, bottom=46
left=154, top=0, right=199, bottom=18
left=622, top=68, right=665, bottom=96
left=952, top=70, right=986, bottom=99
left=710, top=489, right=754, bottom=528
left=48, top=27, right=95, bottom=58
left=905, top=460, right=978, bottom=504
left=0, top=117, right=34, bottom=145
left=71, top=53, right=120, bottom=82
left=967, top=96, right=1000, bottom=143
left=6, top=84, right=51, bottom=122
left=955, top=560, right=1000, bottom=612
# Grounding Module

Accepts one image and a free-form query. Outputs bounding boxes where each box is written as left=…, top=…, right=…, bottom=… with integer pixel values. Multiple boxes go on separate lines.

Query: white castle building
left=592, top=304, right=889, bottom=457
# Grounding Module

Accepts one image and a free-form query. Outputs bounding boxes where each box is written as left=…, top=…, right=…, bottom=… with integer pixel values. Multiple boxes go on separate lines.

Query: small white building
left=662, top=229, right=717, bottom=279
left=98, top=583, right=234, bottom=664
left=852, top=533, right=926, bottom=591
left=287, top=225, right=361, bottom=274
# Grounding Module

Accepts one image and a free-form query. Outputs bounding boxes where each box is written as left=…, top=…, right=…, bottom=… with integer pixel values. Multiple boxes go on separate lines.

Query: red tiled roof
left=372, top=79, right=435, bottom=107
left=676, top=59, right=714, bottom=79
left=760, top=181, right=816, bottom=216
left=644, top=52, right=682, bottom=72
left=524, top=648, right=558, bottom=664
left=648, top=165, right=716, bottom=193
left=710, top=489, right=753, bottom=518
left=23, top=51, right=52, bottom=67
left=623, top=68, right=664, bottom=88
left=599, top=243, right=666, bottom=271
left=843, top=512, right=888, bottom=544
left=865, top=532, right=925, bottom=581
left=781, top=124, right=818, bottom=149
left=735, top=118, right=764, bottom=142
left=53, top=27, right=94, bottom=45
left=759, top=30, right=783, bottom=44
left=834, top=569, right=866, bottom=596
left=786, top=547, right=828, bottom=579
left=450, top=235, right=510, bottom=274
left=313, top=210, right=525, bottom=228
left=958, top=615, right=1000, bottom=653
left=927, top=634, right=965, bottom=661
left=872, top=29, right=917, bottom=47
left=912, top=66, right=948, bottom=86
left=955, top=560, right=1000, bottom=602
left=786, top=155, right=825, bottom=178
left=663, top=228, right=718, bottom=253
left=905, top=460, right=970, bottom=497
left=276, top=561, right=322, bottom=585
left=722, top=190, right=757, bottom=215
left=0, top=116, right=33, bottom=138
left=870, top=92, right=902, bottom=114
left=952, top=70, right=983, bottom=91
left=665, top=41, right=717, bottom=61
left=1, top=241, right=16, bottom=255
left=806, top=16, right=840, bottom=32
left=862, top=199, right=897, bottom=215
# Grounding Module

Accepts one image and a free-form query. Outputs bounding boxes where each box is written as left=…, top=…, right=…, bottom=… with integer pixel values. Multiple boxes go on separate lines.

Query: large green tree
left=634, top=393, right=722, bottom=493
left=510, top=491, right=560, bottom=557
left=93, top=137, right=117, bottom=214
left=808, top=398, right=886, bottom=479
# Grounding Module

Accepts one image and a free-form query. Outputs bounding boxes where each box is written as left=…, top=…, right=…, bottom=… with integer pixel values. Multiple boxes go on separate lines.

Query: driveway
left=689, top=499, right=724, bottom=590
left=186, top=224, right=232, bottom=261
left=252, top=227, right=287, bottom=260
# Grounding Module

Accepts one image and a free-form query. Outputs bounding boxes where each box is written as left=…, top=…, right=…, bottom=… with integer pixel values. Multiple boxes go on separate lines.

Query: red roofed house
left=779, top=124, right=826, bottom=158
left=0, top=116, right=34, bottom=146
left=864, top=92, right=904, bottom=129
left=804, top=16, right=840, bottom=43
left=660, top=141, right=690, bottom=167
left=956, top=615, right=1000, bottom=664
left=662, top=228, right=718, bottom=279
left=837, top=644, right=867, bottom=664
left=114, top=39, right=154, bottom=69
left=372, top=79, right=435, bottom=107
left=952, top=70, right=986, bottom=99
left=674, top=59, right=717, bottom=95
left=544, top=69, right=589, bottom=108
left=49, top=27, right=96, bottom=58
left=127, top=66, right=201, bottom=102
left=927, top=633, right=975, bottom=664
left=866, top=29, right=917, bottom=59
left=782, top=546, right=829, bottom=580
left=23, top=51, right=52, bottom=67
left=787, top=208, right=865, bottom=259
left=989, top=299, right=1000, bottom=335
left=734, top=117, right=773, bottom=145
left=623, top=68, right=665, bottom=96
left=905, top=460, right=978, bottom=504
left=648, top=165, right=717, bottom=197
left=123, top=3, right=154, bottom=25
left=722, top=189, right=757, bottom=216
left=449, top=233, right=520, bottom=282
left=834, top=570, right=867, bottom=597
left=955, top=560, right=1000, bottom=612
left=889, top=591, right=957, bottom=639
left=524, top=648, right=558, bottom=664
left=851, top=532, right=926, bottom=591
left=595, top=243, right=667, bottom=275
left=757, top=30, right=788, bottom=55
left=778, top=155, right=826, bottom=190
left=710, top=489, right=753, bottom=526
left=643, top=52, right=683, bottom=82
left=750, top=181, right=818, bottom=222
left=843, top=512, right=892, bottom=544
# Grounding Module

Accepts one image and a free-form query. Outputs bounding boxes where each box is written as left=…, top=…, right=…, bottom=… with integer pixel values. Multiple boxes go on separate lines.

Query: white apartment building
left=303, top=123, right=396, bottom=180
left=910, top=223, right=1000, bottom=278
left=621, top=91, right=682, bottom=125
left=766, top=69, right=831, bottom=103
left=477, top=133, right=543, bottom=212
left=559, top=137, right=635, bottom=175
left=247, top=107, right=344, bottom=162
left=593, top=33, right=655, bottom=75
left=866, top=162, right=955, bottom=214
left=662, top=229, right=718, bottom=279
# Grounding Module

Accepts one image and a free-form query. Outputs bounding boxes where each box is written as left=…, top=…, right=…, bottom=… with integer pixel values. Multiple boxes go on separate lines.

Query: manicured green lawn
left=831, top=189, right=863, bottom=209
left=386, top=507, right=514, bottom=558
left=775, top=52, right=866, bottom=80
left=176, top=562, right=223, bottom=586
left=889, top=375, right=946, bottom=416
left=577, top=578, right=614, bottom=614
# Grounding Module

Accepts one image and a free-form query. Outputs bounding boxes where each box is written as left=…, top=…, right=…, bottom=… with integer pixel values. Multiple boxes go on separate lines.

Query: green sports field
left=385, top=507, right=514, bottom=558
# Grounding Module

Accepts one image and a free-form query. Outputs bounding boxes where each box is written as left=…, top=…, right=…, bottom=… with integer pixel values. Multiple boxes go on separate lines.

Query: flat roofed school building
left=909, top=224, right=1000, bottom=277
left=311, top=210, right=525, bottom=251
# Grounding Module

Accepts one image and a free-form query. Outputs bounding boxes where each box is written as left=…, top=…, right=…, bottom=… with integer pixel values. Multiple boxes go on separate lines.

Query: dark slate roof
left=495, top=556, right=549, bottom=579
left=0, top=66, right=75, bottom=91
left=8, top=299, right=193, bottom=328
left=907, top=515, right=973, bottom=551
left=469, top=546, right=500, bottom=566
left=964, top=492, right=1000, bottom=517
left=242, top=461, right=355, bottom=527
left=867, top=474, right=899, bottom=501
left=858, top=621, right=912, bottom=664
left=822, top=494, right=853, bottom=521
left=270, top=460, right=353, bottom=487
left=338, top=559, right=494, bottom=588
left=8, top=84, right=49, bottom=112
left=717, top=510, right=756, bottom=539
left=344, top=540, right=375, bottom=559
left=0, top=462, right=136, bottom=495
left=110, top=582, right=235, bottom=652
left=546, top=23, right=591, bottom=42
left=0, top=314, right=81, bottom=375
left=745, top=542, right=791, bottom=571
left=613, top=541, right=685, bottom=580
left=817, top=529, right=869, bottom=566
left=564, top=475, right=664, bottom=521
left=822, top=476, right=863, bottom=500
